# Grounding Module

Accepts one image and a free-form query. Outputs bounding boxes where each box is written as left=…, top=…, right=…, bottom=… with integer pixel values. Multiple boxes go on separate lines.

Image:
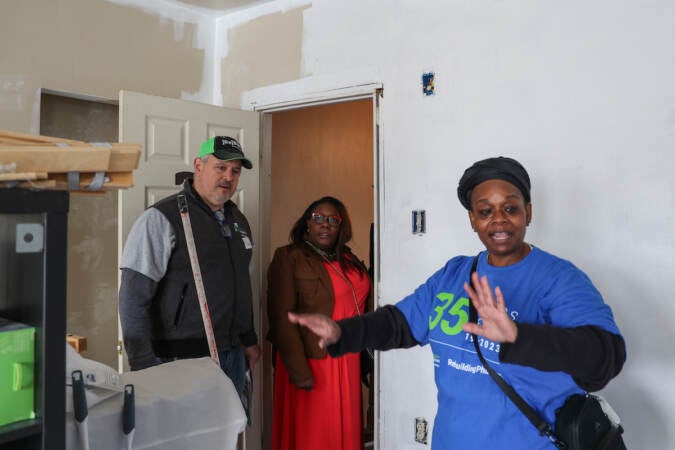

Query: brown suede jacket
left=266, top=242, right=373, bottom=386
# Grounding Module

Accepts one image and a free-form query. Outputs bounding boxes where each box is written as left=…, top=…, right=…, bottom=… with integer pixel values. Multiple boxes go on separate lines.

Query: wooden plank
left=50, top=171, right=134, bottom=190
left=0, top=172, right=48, bottom=181
left=0, top=129, right=85, bottom=146
left=0, top=141, right=69, bottom=147
left=70, top=190, right=107, bottom=196
left=0, top=130, right=142, bottom=172
left=0, top=146, right=111, bottom=172
left=0, top=144, right=141, bottom=172
left=0, top=131, right=140, bottom=181
left=0, top=172, right=134, bottom=191
left=107, top=171, right=134, bottom=187
left=0, top=138, right=60, bottom=145
left=1, top=179, right=57, bottom=189
left=109, top=143, right=141, bottom=171
left=66, top=334, right=87, bottom=354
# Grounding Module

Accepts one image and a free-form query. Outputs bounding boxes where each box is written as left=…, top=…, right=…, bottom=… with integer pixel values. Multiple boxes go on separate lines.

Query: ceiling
left=177, top=0, right=275, bottom=13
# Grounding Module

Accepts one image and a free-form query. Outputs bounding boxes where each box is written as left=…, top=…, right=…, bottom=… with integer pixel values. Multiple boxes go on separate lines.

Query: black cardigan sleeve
left=327, top=305, right=626, bottom=392
left=499, top=323, right=626, bottom=391
left=327, top=305, right=418, bottom=356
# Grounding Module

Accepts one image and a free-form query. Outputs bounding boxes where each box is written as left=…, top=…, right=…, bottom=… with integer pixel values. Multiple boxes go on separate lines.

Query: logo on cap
left=216, top=137, right=243, bottom=154
left=199, top=135, right=253, bottom=169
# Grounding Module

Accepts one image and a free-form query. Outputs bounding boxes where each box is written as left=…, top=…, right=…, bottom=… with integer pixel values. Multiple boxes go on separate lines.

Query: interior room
left=1, top=0, right=673, bottom=449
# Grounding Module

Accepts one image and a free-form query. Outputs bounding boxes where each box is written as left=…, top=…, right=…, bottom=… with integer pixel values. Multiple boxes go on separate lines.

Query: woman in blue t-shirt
left=288, top=157, right=626, bottom=450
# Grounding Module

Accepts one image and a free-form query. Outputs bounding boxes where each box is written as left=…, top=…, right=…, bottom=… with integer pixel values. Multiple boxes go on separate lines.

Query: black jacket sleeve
left=118, top=268, right=160, bottom=371
left=327, top=305, right=418, bottom=357
left=499, top=324, right=626, bottom=391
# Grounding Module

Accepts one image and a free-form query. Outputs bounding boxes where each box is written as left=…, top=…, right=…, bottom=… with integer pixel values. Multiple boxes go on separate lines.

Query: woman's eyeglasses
left=311, top=212, right=342, bottom=227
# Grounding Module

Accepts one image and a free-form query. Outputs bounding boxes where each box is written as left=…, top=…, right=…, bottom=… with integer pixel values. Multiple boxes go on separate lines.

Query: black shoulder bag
left=468, top=256, right=626, bottom=450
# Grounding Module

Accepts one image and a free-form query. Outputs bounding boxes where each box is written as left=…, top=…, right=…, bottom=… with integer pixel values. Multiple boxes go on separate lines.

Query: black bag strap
left=468, top=255, right=565, bottom=448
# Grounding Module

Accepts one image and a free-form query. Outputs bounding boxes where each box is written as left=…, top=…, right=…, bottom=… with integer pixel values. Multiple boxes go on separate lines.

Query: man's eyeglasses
left=311, top=212, right=342, bottom=227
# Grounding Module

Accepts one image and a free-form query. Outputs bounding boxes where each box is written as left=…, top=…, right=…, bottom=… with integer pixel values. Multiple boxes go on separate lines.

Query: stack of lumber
left=0, top=130, right=141, bottom=192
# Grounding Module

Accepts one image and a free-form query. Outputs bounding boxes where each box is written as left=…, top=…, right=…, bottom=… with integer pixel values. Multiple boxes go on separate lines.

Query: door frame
left=247, top=81, right=384, bottom=450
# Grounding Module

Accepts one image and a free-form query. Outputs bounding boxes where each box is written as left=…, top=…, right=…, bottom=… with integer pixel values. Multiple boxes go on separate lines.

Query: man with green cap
left=119, top=135, right=260, bottom=399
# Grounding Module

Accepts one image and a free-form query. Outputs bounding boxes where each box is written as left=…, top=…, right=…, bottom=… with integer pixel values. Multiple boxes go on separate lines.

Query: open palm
left=461, top=272, right=518, bottom=344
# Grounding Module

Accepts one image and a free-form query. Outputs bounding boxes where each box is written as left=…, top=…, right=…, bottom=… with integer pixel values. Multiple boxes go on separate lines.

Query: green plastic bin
left=0, top=318, right=35, bottom=427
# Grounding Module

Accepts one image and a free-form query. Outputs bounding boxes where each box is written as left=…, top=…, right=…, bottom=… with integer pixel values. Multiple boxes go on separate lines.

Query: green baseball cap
left=199, top=136, right=253, bottom=169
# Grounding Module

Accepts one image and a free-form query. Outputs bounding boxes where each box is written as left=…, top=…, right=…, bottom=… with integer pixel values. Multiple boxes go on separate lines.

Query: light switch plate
left=412, top=210, right=426, bottom=235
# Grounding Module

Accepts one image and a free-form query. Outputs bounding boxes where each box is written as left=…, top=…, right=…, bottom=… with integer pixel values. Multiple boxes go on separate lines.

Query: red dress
left=271, top=261, right=370, bottom=450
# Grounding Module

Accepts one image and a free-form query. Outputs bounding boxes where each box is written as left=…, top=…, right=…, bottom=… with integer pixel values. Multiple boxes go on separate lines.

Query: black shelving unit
left=0, top=188, right=68, bottom=450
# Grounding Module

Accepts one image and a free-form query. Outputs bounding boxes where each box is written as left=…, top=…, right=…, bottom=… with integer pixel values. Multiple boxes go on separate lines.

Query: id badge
left=242, top=236, right=253, bottom=249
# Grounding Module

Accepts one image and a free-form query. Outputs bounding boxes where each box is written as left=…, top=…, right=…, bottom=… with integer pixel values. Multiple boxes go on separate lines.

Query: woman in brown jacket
left=267, top=196, right=372, bottom=450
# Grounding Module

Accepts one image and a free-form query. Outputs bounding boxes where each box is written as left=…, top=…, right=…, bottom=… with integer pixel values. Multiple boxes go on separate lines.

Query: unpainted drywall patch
left=217, top=0, right=310, bottom=27
left=212, top=0, right=310, bottom=105
left=0, top=75, right=41, bottom=134
left=103, top=0, right=310, bottom=105
left=106, top=0, right=288, bottom=23
left=0, top=75, right=26, bottom=111
left=104, top=0, right=218, bottom=103
left=104, top=0, right=215, bottom=37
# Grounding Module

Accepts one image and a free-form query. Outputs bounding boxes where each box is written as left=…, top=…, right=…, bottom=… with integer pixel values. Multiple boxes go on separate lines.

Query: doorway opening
left=39, top=90, right=120, bottom=369
left=259, top=95, right=380, bottom=449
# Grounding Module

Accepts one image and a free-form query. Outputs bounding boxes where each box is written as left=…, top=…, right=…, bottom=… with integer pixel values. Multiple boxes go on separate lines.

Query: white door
left=118, top=90, right=261, bottom=450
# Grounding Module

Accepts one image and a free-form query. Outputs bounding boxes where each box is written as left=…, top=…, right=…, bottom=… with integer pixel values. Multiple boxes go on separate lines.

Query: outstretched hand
left=288, top=312, right=341, bottom=349
left=461, top=272, right=518, bottom=344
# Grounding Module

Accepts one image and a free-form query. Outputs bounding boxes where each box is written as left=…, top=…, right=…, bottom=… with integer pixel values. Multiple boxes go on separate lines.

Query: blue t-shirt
left=395, top=246, right=621, bottom=450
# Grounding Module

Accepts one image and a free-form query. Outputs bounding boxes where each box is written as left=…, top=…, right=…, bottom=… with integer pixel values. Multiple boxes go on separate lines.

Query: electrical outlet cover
left=415, top=417, right=428, bottom=444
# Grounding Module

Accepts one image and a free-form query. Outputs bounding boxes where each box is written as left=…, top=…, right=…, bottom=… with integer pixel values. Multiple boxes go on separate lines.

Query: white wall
left=245, top=1, right=674, bottom=449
